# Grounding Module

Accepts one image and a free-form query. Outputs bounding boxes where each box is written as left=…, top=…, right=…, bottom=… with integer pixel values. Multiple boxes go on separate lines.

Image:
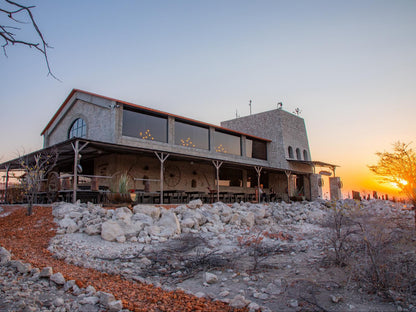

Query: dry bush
left=237, top=228, right=293, bottom=272
left=322, top=200, right=360, bottom=266
left=142, top=233, right=235, bottom=283
left=352, top=214, right=416, bottom=299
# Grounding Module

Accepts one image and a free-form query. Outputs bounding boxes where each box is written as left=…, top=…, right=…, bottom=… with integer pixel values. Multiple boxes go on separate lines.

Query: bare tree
left=369, top=141, right=416, bottom=224
left=0, top=0, right=58, bottom=79
left=19, top=149, right=58, bottom=215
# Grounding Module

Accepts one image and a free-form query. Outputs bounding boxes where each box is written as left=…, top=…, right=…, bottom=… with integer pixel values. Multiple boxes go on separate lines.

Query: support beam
left=4, top=164, right=10, bottom=204
left=155, top=152, right=169, bottom=204
left=212, top=160, right=223, bottom=202
left=71, top=140, right=88, bottom=203
left=285, top=170, right=292, bottom=202
left=254, top=166, right=262, bottom=203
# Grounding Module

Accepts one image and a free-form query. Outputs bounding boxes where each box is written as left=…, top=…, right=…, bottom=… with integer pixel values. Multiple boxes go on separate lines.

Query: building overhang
left=1, top=138, right=294, bottom=174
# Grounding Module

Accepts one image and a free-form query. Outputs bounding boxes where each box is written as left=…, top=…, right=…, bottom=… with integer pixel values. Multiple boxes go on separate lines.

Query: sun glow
left=390, top=179, right=408, bottom=189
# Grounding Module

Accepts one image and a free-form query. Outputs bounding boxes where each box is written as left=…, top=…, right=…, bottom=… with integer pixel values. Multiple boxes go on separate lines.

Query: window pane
left=122, top=108, right=167, bottom=143
left=214, top=131, right=241, bottom=155
left=68, top=118, right=86, bottom=139
left=246, top=138, right=267, bottom=160
left=175, top=121, right=209, bottom=149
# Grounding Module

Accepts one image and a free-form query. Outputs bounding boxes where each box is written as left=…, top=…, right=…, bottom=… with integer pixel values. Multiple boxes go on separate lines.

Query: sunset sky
left=1, top=0, right=415, bottom=198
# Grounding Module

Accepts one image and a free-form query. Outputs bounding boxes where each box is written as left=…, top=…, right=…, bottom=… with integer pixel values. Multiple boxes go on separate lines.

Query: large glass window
left=246, top=138, right=267, bottom=160
left=122, top=108, right=167, bottom=143
left=68, top=118, right=86, bottom=139
left=175, top=120, right=209, bottom=150
left=214, top=130, right=241, bottom=156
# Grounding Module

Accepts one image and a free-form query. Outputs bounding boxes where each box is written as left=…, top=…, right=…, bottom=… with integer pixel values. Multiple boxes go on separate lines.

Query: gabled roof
left=41, top=89, right=271, bottom=142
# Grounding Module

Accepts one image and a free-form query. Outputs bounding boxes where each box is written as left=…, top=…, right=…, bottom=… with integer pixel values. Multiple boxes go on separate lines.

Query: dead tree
left=0, top=0, right=58, bottom=79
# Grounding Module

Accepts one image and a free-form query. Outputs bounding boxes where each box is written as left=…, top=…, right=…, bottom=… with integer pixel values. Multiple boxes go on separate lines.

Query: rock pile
left=0, top=246, right=124, bottom=312
left=52, top=199, right=327, bottom=244
left=48, top=199, right=412, bottom=312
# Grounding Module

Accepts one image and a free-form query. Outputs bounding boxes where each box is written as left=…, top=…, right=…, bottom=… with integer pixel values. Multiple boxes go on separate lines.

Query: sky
left=1, top=0, right=415, bottom=198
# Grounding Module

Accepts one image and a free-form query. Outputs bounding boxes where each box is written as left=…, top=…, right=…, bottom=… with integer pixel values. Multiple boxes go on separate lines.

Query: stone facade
left=40, top=90, right=325, bottom=201
left=221, top=109, right=311, bottom=172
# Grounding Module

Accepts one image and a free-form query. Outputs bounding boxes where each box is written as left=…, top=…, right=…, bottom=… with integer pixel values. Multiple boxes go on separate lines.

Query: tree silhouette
left=0, top=0, right=58, bottom=79
left=369, top=141, right=416, bottom=224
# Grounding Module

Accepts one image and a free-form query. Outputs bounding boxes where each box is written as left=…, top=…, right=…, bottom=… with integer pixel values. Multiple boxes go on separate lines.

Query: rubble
left=42, top=199, right=416, bottom=311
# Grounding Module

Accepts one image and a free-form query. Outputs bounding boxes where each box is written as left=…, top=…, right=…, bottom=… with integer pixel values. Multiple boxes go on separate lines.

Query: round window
left=68, top=118, right=87, bottom=139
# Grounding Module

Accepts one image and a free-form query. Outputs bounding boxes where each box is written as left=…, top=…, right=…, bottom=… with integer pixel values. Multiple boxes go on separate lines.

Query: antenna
left=249, top=99, right=252, bottom=115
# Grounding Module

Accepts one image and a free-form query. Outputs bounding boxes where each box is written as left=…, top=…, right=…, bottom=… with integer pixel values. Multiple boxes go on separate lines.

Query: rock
left=132, top=212, right=154, bottom=226
left=15, top=261, right=32, bottom=274
left=114, top=207, right=132, bottom=223
left=330, top=294, right=343, bottom=303
left=195, top=292, right=206, bottom=298
left=181, top=218, right=195, bottom=229
left=116, top=235, right=126, bottom=243
left=108, top=299, right=123, bottom=311
left=265, top=282, right=284, bottom=295
left=0, top=247, right=11, bottom=265
left=204, top=272, right=218, bottom=284
left=85, top=223, right=101, bottom=235
left=133, top=205, right=161, bottom=220
left=219, top=290, right=230, bottom=297
left=52, top=202, right=80, bottom=219
left=101, top=220, right=124, bottom=242
left=53, top=297, right=65, bottom=307
left=146, top=225, right=161, bottom=236
left=188, top=199, right=203, bottom=209
left=50, top=272, right=65, bottom=285
left=39, top=267, right=53, bottom=278
left=156, top=211, right=181, bottom=237
left=289, top=299, right=298, bottom=308
left=69, top=211, right=83, bottom=220
left=97, top=291, right=116, bottom=307
left=80, top=296, right=99, bottom=305
left=241, top=212, right=255, bottom=227
left=229, top=294, right=250, bottom=308
left=248, top=302, right=260, bottom=311
left=59, top=216, right=78, bottom=230
left=85, top=285, right=96, bottom=295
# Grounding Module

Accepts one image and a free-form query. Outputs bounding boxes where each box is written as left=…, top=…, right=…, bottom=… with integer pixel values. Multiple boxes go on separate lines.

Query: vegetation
left=18, top=150, right=58, bottom=215
left=369, top=141, right=416, bottom=204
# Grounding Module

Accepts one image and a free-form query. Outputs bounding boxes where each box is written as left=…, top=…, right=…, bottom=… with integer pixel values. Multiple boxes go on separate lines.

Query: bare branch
left=1, top=0, right=60, bottom=80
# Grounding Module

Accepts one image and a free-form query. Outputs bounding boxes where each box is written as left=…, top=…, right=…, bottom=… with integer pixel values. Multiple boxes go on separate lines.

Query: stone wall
left=220, top=109, right=312, bottom=173
left=44, top=93, right=117, bottom=147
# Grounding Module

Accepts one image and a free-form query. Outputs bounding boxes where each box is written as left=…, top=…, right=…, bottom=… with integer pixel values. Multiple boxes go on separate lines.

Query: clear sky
left=1, top=0, right=415, bottom=198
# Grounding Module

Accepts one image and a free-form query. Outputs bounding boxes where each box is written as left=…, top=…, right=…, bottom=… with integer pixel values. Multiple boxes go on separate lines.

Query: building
left=0, top=89, right=341, bottom=204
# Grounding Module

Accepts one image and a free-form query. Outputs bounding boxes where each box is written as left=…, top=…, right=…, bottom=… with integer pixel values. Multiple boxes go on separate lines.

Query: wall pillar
left=310, top=173, right=323, bottom=200
left=329, top=177, right=342, bottom=201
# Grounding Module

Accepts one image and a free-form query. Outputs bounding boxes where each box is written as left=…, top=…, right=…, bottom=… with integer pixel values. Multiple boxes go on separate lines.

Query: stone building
left=0, top=89, right=341, bottom=204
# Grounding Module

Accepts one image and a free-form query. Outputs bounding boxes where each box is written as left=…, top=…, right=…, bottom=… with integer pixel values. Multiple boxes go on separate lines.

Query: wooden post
left=71, top=140, right=88, bottom=203
left=255, top=166, right=262, bottom=203
left=212, top=160, right=223, bottom=202
left=285, top=170, right=291, bottom=202
left=155, top=152, right=169, bottom=204
left=4, top=164, right=10, bottom=204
